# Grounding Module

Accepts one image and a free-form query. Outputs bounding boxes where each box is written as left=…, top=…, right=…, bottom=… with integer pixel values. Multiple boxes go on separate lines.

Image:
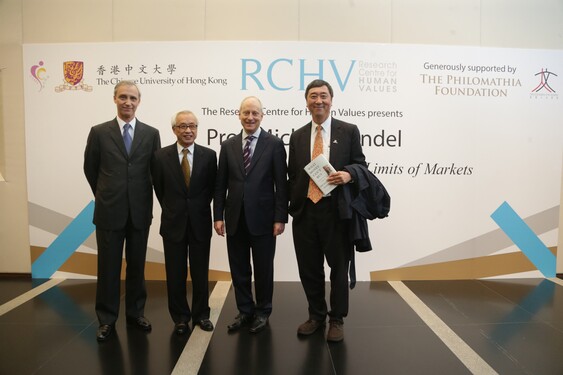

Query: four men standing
left=85, top=80, right=368, bottom=342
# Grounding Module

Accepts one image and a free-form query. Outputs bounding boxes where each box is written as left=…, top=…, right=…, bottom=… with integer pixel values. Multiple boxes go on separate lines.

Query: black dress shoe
left=196, top=319, right=214, bottom=332
left=174, top=321, right=191, bottom=335
left=96, top=324, right=114, bottom=342
left=227, top=314, right=252, bottom=332
left=249, top=316, right=268, bottom=334
left=126, top=316, right=152, bottom=331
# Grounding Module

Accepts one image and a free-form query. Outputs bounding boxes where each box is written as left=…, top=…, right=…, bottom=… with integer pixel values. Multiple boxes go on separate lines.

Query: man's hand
left=327, top=171, right=352, bottom=185
left=273, top=222, right=285, bottom=236
left=214, top=220, right=225, bottom=236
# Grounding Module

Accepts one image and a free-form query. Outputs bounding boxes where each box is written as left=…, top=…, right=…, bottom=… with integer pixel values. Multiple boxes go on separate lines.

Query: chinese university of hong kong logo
left=55, top=61, right=93, bottom=92
left=530, top=68, right=558, bottom=99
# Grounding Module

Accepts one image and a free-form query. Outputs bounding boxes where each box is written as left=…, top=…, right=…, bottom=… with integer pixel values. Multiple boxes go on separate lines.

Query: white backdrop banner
left=23, top=42, right=562, bottom=280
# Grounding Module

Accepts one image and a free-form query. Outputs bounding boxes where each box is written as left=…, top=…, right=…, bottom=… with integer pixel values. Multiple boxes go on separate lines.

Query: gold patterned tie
left=307, top=124, right=324, bottom=203
left=181, top=148, right=191, bottom=188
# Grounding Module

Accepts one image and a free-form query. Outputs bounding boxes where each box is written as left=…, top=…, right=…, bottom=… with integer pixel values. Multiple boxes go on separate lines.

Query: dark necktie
left=307, top=125, right=324, bottom=203
left=243, top=135, right=255, bottom=174
left=181, top=148, right=191, bottom=188
left=123, top=123, right=132, bottom=154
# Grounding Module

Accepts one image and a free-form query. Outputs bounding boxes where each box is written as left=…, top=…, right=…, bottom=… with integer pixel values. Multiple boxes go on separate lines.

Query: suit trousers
left=226, top=209, right=276, bottom=317
left=162, top=220, right=211, bottom=324
left=292, top=197, right=351, bottom=322
left=95, top=220, right=149, bottom=324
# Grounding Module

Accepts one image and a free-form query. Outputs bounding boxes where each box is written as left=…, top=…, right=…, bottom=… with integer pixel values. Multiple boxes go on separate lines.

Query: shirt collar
left=177, top=142, right=195, bottom=154
left=243, top=127, right=261, bottom=140
left=312, top=116, right=331, bottom=132
left=116, top=117, right=137, bottom=129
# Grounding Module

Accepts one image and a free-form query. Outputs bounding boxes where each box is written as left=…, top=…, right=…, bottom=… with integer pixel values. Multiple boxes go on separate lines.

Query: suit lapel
left=329, top=119, right=342, bottom=165
left=246, top=131, right=267, bottom=175
left=129, top=120, right=145, bottom=157
left=231, top=133, right=245, bottom=175
left=301, top=122, right=313, bottom=163
left=165, top=144, right=187, bottom=192
left=109, top=119, right=129, bottom=158
left=191, top=144, right=204, bottom=188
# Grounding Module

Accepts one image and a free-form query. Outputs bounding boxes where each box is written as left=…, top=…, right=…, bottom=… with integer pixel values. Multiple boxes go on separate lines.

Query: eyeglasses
left=174, top=124, right=198, bottom=131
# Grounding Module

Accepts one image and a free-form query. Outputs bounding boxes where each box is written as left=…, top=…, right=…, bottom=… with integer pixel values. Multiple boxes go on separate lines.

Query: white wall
left=1, top=0, right=562, bottom=274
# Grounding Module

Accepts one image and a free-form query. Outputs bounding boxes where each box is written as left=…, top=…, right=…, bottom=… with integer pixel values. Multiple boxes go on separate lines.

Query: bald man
left=214, top=96, right=288, bottom=334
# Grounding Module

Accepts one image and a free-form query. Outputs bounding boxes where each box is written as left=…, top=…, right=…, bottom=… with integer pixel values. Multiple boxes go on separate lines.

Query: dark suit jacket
left=288, top=118, right=366, bottom=220
left=214, top=130, right=288, bottom=236
left=84, top=118, right=161, bottom=230
left=152, top=143, right=217, bottom=243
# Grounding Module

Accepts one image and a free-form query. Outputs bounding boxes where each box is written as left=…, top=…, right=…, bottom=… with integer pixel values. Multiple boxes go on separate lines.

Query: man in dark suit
left=152, top=110, right=217, bottom=335
left=288, top=79, right=367, bottom=342
left=214, top=96, right=288, bottom=334
left=84, top=80, right=161, bottom=341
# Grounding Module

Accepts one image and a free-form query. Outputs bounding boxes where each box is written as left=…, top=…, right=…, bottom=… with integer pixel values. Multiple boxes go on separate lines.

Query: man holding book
left=288, top=79, right=367, bottom=342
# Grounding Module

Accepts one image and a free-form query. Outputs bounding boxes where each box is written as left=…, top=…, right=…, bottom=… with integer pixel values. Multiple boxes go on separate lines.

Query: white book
left=304, top=154, right=337, bottom=195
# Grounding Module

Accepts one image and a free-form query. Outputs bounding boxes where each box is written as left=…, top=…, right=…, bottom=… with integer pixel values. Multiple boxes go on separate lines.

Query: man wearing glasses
left=152, top=110, right=217, bottom=334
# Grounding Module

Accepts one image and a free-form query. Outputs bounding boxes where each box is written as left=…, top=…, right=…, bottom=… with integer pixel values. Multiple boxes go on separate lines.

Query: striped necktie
left=243, top=135, right=255, bottom=174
